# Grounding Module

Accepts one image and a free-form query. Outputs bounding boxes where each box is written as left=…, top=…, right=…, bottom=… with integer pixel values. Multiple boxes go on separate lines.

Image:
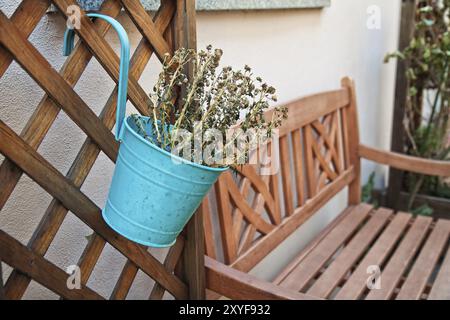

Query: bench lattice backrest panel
left=204, top=84, right=359, bottom=272
left=0, top=0, right=193, bottom=299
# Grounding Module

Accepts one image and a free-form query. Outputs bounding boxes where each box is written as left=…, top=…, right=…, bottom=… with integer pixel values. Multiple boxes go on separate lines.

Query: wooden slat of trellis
left=0, top=120, right=188, bottom=299
left=110, top=260, right=140, bottom=300
left=121, top=0, right=173, bottom=59
left=77, top=235, right=107, bottom=286
left=149, top=237, right=185, bottom=299
left=0, top=0, right=202, bottom=300
left=52, top=0, right=152, bottom=115
left=0, top=0, right=122, bottom=212
left=0, top=11, right=119, bottom=161
left=0, top=230, right=103, bottom=300
left=0, top=0, right=50, bottom=77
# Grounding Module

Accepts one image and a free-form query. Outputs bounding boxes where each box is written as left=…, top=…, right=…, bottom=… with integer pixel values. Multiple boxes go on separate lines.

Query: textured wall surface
left=68, top=0, right=331, bottom=11
left=0, top=0, right=401, bottom=298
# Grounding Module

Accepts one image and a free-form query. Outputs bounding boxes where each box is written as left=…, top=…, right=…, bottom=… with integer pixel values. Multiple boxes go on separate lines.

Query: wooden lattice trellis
left=0, top=0, right=205, bottom=300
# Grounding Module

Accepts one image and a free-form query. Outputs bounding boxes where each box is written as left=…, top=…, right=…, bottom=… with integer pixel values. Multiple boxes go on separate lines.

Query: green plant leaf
left=408, top=87, right=418, bottom=96
left=411, top=204, right=434, bottom=216
left=362, top=172, right=378, bottom=207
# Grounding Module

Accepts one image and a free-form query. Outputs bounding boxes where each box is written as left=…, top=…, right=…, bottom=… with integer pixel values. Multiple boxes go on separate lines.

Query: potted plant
left=64, top=15, right=286, bottom=247
left=385, top=0, right=449, bottom=216
left=102, top=44, right=287, bottom=247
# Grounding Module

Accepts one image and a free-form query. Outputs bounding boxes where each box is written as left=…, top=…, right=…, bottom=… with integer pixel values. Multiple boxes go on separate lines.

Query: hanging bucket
left=64, top=15, right=227, bottom=247
left=105, top=117, right=227, bottom=247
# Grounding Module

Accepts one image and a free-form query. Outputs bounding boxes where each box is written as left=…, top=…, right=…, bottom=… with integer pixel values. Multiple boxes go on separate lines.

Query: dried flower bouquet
left=131, top=45, right=287, bottom=168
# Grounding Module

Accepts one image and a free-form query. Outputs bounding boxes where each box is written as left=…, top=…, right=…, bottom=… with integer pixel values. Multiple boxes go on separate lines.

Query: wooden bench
left=202, top=77, right=450, bottom=300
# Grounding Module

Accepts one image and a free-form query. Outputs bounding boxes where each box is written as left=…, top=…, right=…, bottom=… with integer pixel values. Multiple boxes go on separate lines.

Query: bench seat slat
left=273, top=206, right=356, bottom=285
left=396, top=219, right=450, bottom=300
left=307, top=208, right=392, bottom=298
left=365, top=215, right=432, bottom=300
left=278, top=203, right=373, bottom=291
left=428, top=244, right=450, bottom=300
left=335, top=212, right=411, bottom=300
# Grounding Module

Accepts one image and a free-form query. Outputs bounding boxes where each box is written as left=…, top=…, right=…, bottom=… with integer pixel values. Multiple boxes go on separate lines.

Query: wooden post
left=174, top=0, right=205, bottom=300
left=342, top=77, right=361, bottom=205
left=386, top=0, right=417, bottom=209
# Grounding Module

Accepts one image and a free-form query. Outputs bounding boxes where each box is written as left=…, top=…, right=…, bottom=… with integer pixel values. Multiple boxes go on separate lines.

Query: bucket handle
left=63, top=13, right=130, bottom=141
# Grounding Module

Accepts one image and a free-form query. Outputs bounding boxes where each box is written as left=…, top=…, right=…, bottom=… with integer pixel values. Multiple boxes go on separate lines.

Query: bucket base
left=102, top=208, right=177, bottom=248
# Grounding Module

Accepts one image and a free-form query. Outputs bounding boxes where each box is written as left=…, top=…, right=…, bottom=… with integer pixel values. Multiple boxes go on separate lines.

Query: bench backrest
left=202, top=77, right=361, bottom=272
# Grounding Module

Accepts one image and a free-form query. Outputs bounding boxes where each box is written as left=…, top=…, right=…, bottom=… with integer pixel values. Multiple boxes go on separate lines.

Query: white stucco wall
left=0, top=0, right=401, bottom=299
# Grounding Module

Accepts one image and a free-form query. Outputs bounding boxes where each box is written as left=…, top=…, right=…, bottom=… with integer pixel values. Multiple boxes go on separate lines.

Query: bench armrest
left=359, top=144, right=450, bottom=177
left=205, top=256, right=319, bottom=300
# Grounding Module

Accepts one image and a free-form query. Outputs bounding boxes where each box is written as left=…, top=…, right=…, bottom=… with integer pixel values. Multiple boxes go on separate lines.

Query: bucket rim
left=123, top=115, right=229, bottom=173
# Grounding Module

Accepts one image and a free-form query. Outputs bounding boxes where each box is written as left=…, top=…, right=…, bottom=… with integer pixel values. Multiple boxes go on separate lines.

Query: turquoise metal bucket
left=105, top=117, right=227, bottom=247
left=64, top=14, right=227, bottom=247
